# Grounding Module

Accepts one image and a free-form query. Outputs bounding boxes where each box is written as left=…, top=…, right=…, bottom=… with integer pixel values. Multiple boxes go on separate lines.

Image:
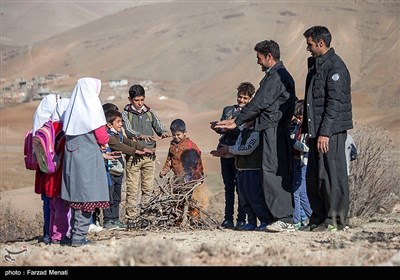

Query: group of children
left=31, top=78, right=205, bottom=246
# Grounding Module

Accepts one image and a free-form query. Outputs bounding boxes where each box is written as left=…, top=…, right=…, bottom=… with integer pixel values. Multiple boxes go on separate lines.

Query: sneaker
left=71, top=239, right=91, bottom=247
left=234, top=220, right=246, bottom=230
left=103, top=221, right=118, bottom=230
left=326, top=224, right=337, bottom=232
left=113, top=219, right=128, bottom=229
left=265, top=221, right=295, bottom=232
left=255, top=222, right=269, bottom=231
left=236, top=223, right=256, bottom=231
left=60, top=237, right=71, bottom=246
left=220, top=220, right=234, bottom=229
left=293, top=222, right=302, bottom=231
left=88, top=223, right=103, bottom=233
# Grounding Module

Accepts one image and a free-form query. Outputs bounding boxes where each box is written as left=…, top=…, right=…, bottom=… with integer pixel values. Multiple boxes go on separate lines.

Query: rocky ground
left=1, top=214, right=399, bottom=267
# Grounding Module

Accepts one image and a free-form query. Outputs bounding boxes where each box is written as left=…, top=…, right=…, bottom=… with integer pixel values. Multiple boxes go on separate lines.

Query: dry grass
left=0, top=193, right=42, bottom=243
left=348, top=125, right=400, bottom=217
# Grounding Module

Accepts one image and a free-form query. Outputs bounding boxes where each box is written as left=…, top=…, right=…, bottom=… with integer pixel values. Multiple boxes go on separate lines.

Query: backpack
left=32, top=120, right=62, bottom=174
left=24, top=130, right=38, bottom=170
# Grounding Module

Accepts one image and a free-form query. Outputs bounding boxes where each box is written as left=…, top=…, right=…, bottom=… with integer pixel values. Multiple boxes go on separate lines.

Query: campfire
left=128, top=176, right=218, bottom=230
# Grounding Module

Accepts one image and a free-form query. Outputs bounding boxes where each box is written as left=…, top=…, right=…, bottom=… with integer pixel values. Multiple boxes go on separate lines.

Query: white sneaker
left=88, top=223, right=103, bottom=233
left=265, top=221, right=295, bottom=232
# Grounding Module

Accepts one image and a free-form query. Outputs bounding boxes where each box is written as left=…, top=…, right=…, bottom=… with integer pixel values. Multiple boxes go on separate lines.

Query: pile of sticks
left=132, top=177, right=218, bottom=230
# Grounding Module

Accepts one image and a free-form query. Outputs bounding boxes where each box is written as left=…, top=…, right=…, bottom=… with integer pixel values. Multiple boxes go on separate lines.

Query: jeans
left=292, top=159, right=312, bottom=224
left=103, top=173, right=124, bottom=223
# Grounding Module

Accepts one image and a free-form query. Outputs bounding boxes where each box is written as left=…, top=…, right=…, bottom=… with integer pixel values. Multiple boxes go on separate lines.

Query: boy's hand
left=103, top=151, right=121, bottom=160
left=210, top=121, right=222, bottom=133
left=210, top=145, right=229, bottom=157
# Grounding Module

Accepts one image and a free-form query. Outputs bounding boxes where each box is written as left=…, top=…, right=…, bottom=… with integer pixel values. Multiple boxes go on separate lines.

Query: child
left=121, top=84, right=169, bottom=226
left=159, top=119, right=204, bottom=183
left=210, top=82, right=255, bottom=230
left=211, top=120, right=270, bottom=231
left=61, top=77, right=110, bottom=247
left=103, top=109, right=154, bottom=230
left=32, top=94, right=61, bottom=244
left=290, top=99, right=312, bottom=230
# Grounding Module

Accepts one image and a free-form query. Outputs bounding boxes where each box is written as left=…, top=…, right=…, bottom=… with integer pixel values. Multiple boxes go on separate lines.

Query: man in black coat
left=302, top=26, right=353, bottom=231
left=215, top=40, right=296, bottom=232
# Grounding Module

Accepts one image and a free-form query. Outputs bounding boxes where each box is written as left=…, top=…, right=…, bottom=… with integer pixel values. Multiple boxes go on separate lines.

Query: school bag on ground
left=24, top=130, right=38, bottom=170
left=32, top=120, right=63, bottom=174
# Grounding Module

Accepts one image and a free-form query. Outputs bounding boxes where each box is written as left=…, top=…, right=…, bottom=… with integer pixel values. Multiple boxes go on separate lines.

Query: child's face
left=237, top=92, right=251, bottom=107
left=129, top=95, right=145, bottom=111
left=108, top=117, right=123, bottom=132
left=172, top=131, right=186, bottom=144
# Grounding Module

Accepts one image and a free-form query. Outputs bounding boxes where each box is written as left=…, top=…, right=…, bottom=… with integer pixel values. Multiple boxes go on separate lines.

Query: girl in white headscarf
left=36, top=98, right=72, bottom=244
left=61, top=77, right=110, bottom=247
left=32, top=94, right=60, bottom=244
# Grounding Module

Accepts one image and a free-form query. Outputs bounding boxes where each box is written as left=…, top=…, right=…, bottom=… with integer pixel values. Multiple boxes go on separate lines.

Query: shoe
left=265, top=221, right=295, bottom=232
left=113, top=219, right=128, bottom=229
left=255, top=222, right=269, bottom=231
left=293, top=222, right=302, bottom=231
left=220, top=220, right=234, bottom=229
left=326, top=224, right=337, bottom=232
left=234, top=220, right=246, bottom=230
left=71, top=239, right=91, bottom=247
left=38, top=236, right=51, bottom=245
left=236, top=223, right=256, bottom=231
left=60, top=237, right=71, bottom=246
left=88, top=223, right=103, bottom=233
left=103, top=221, right=118, bottom=230
left=127, top=219, right=136, bottom=230
left=51, top=239, right=61, bottom=245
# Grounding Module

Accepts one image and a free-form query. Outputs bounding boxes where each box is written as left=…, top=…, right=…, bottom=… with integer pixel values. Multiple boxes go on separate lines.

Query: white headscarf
left=51, top=98, right=70, bottom=122
left=63, top=77, right=106, bottom=136
left=32, top=94, right=61, bottom=134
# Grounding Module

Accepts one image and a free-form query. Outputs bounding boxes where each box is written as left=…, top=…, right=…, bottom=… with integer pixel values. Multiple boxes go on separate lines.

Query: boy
left=122, top=84, right=169, bottom=226
left=211, top=120, right=270, bottom=231
left=104, top=109, right=154, bottom=229
left=159, top=119, right=204, bottom=183
left=210, top=82, right=255, bottom=230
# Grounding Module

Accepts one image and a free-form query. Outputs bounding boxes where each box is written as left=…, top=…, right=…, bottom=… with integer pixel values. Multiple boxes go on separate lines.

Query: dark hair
left=105, top=109, right=122, bottom=125
left=103, top=103, right=119, bottom=113
left=237, top=82, right=255, bottom=98
left=128, top=84, right=145, bottom=99
left=294, top=99, right=304, bottom=117
left=303, top=26, right=332, bottom=47
left=170, top=119, right=186, bottom=133
left=254, top=40, right=280, bottom=61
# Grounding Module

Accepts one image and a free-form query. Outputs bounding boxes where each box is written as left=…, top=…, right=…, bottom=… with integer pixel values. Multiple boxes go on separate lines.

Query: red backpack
left=24, top=130, right=38, bottom=170
left=32, top=120, right=62, bottom=174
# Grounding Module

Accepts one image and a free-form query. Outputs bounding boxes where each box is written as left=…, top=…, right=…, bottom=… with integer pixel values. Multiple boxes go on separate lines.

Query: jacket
left=235, top=61, right=296, bottom=130
left=122, top=104, right=167, bottom=149
left=107, top=129, right=145, bottom=162
left=162, top=137, right=204, bottom=180
left=217, top=105, right=241, bottom=148
left=303, top=48, right=353, bottom=138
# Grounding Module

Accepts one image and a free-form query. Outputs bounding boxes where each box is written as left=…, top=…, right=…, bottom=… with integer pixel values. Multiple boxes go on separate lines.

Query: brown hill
left=0, top=1, right=399, bottom=192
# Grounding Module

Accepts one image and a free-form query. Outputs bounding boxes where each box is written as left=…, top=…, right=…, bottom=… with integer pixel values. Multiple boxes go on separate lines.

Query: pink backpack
left=24, top=130, right=38, bottom=170
left=32, top=120, right=61, bottom=174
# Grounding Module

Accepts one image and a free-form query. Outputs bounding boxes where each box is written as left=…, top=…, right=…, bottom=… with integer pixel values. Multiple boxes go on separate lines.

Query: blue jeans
left=41, top=194, right=51, bottom=239
left=221, top=157, right=246, bottom=223
left=292, top=159, right=312, bottom=224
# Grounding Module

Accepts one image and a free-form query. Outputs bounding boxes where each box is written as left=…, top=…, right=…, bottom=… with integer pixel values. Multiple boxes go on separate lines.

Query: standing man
left=302, top=26, right=353, bottom=231
left=215, top=40, right=296, bottom=232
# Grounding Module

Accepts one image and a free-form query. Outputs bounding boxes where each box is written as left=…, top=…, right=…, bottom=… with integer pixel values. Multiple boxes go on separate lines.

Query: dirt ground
left=1, top=212, right=399, bottom=267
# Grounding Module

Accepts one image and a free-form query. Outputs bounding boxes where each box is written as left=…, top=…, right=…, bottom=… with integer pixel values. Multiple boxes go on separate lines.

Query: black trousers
left=261, top=127, right=293, bottom=222
left=306, top=132, right=349, bottom=229
left=103, top=173, right=124, bottom=223
left=220, top=157, right=246, bottom=223
left=237, top=170, right=271, bottom=225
